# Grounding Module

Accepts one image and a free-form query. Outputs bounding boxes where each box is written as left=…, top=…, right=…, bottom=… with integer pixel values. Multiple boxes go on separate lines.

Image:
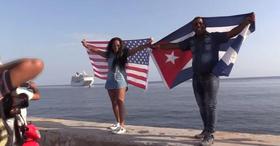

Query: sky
left=0, top=0, right=279, bottom=85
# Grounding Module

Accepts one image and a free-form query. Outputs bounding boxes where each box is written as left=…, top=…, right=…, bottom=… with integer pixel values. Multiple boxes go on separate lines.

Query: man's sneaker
left=194, top=130, right=207, bottom=139
left=199, top=134, right=214, bottom=146
left=112, top=126, right=126, bottom=134
left=108, top=122, right=120, bottom=131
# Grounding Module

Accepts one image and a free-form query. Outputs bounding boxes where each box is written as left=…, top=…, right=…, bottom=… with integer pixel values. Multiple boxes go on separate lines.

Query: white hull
left=71, top=80, right=93, bottom=86
left=71, top=72, right=94, bottom=87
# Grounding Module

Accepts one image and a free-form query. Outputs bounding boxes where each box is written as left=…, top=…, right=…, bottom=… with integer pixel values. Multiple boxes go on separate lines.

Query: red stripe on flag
left=93, top=69, right=108, bottom=74
left=126, top=73, right=147, bottom=81
left=92, top=58, right=107, bottom=62
left=126, top=66, right=148, bottom=73
left=91, top=63, right=108, bottom=69
left=127, top=80, right=146, bottom=89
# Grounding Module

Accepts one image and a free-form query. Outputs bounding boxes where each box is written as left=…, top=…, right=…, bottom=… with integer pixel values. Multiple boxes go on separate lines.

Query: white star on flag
left=165, top=51, right=179, bottom=64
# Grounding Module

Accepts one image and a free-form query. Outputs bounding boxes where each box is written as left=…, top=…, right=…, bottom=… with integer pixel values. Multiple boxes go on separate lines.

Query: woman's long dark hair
left=105, top=37, right=128, bottom=70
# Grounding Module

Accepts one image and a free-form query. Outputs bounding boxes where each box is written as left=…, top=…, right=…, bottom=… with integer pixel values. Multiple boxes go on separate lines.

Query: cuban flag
left=152, top=13, right=255, bottom=89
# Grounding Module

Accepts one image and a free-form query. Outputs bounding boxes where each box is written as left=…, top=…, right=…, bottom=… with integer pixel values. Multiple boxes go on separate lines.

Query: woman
left=82, top=37, right=151, bottom=134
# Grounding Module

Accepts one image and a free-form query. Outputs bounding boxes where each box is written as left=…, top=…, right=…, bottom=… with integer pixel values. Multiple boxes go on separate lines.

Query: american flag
left=85, top=38, right=151, bottom=90
left=152, top=13, right=255, bottom=89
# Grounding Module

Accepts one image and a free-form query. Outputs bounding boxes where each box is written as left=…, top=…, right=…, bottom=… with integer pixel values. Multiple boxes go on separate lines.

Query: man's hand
left=151, top=43, right=161, bottom=49
left=28, top=81, right=37, bottom=89
left=26, top=81, right=39, bottom=94
left=143, top=39, right=153, bottom=48
left=245, top=13, right=255, bottom=24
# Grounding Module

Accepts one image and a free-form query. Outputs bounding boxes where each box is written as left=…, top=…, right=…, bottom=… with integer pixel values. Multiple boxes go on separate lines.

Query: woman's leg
left=107, top=89, right=120, bottom=123
left=116, top=88, right=127, bottom=127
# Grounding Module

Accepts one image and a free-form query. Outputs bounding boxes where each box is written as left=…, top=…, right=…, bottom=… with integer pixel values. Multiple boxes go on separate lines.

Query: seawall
left=29, top=117, right=279, bottom=146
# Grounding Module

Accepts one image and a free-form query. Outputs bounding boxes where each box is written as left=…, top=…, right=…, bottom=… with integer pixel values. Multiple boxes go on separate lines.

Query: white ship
left=71, top=71, right=94, bottom=87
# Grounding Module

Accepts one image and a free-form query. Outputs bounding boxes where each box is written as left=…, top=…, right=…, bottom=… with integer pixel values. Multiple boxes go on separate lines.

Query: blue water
left=29, top=77, right=280, bottom=135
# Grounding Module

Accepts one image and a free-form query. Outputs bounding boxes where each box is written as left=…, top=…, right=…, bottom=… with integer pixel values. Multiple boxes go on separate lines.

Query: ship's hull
left=71, top=76, right=94, bottom=86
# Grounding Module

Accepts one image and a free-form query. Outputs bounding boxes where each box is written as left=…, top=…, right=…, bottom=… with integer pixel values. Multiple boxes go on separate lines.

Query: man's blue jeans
left=192, top=74, right=219, bottom=133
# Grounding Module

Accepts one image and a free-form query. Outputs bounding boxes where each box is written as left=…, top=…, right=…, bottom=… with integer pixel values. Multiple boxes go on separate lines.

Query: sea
left=29, top=77, right=280, bottom=135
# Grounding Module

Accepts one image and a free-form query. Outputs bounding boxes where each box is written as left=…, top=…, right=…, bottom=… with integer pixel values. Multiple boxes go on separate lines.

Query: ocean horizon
left=38, top=76, right=280, bottom=87
left=29, top=76, right=280, bottom=135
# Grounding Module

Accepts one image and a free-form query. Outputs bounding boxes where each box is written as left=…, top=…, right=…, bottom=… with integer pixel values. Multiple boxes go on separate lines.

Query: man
left=0, top=58, right=43, bottom=146
left=4, top=81, right=41, bottom=145
left=153, top=13, right=255, bottom=146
